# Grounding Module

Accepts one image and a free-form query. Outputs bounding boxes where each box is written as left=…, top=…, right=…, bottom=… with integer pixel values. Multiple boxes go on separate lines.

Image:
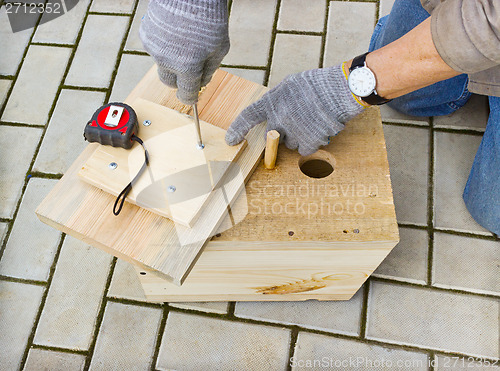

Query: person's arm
left=225, top=16, right=465, bottom=156
left=348, top=17, right=459, bottom=101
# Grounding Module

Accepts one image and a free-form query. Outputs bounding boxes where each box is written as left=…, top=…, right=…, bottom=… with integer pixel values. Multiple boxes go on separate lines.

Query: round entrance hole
left=298, top=150, right=335, bottom=179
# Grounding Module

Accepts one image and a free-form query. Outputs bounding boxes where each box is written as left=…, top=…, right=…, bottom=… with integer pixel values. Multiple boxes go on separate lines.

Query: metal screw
left=197, top=143, right=205, bottom=150
left=353, top=229, right=360, bottom=234
left=109, top=162, right=118, bottom=170
left=167, top=185, right=176, bottom=193
left=143, top=120, right=151, bottom=126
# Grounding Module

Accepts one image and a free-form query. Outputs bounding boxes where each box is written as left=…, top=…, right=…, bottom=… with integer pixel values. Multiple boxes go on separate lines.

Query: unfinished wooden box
left=36, top=66, right=399, bottom=300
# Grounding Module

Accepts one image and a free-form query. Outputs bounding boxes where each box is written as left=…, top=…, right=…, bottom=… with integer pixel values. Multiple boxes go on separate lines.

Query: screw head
left=109, top=162, right=118, bottom=170
left=167, top=185, right=176, bottom=193
left=197, top=143, right=205, bottom=150
left=143, top=120, right=151, bottom=126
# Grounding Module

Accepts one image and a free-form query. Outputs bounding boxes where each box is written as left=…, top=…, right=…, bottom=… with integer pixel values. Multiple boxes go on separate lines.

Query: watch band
left=349, top=52, right=391, bottom=106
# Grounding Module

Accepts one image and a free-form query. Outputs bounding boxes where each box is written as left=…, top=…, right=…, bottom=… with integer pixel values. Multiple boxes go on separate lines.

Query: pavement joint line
left=19, top=232, right=66, bottom=371
left=88, top=11, right=132, bottom=17
left=397, top=222, right=428, bottom=230
left=275, top=29, right=324, bottom=37
left=227, top=0, right=233, bottom=16
left=432, top=227, right=498, bottom=241
left=263, top=0, right=282, bottom=87
left=0, top=121, right=45, bottom=128
left=220, top=64, right=267, bottom=70
left=433, top=126, right=486, bottom=136
left=28, top=171, right=63, bottom=180
left=429, top=351, right=437, bottom=371
left=0, top=274, right=47, bottom=286
left=29, top=42, right=74, bottom=48
left=106, top=296, right=164, bottom=309
left=359, top=281, right=370, bottom=339
left=426, top=117, right=435, bottom=285
left=122, top=50, right=149, bottom=56
left=83, top=256, right=117, bottom=370
left=30, top=343, right=88, bottom=356
left=60, top=85, right=108, bottom=92
left=150, top=304, right=169, bottom=371
left=285, top=327, right=299, bottom=371
left=0, top=75, right=15, bottom=80
left=227, top=301, right=236, bottom=317
left=382, top=120, right=430, bottom=129
left=104, top=2, right=136, bottom=104
left=374, top=0, right=380, bottom=23
left=0, top=217, right=11, bottom=223
left=370, top=273, right=427, bottom=286
left=319, top=0, right=330, bottom=68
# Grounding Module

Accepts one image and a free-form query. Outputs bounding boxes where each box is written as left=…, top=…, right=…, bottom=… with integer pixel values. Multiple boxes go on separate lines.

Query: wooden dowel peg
left=264, top=130, right=280, bottom=169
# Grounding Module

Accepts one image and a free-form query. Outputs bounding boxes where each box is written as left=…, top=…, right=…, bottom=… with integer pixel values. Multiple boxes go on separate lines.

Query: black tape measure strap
left=113, top=135, right=150, bottom=216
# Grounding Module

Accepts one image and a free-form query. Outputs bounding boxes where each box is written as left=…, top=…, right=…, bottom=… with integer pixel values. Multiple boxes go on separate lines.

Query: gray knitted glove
left=140, top=0, right=229, bottom=105
left=225, top=64, right=366, bottom=156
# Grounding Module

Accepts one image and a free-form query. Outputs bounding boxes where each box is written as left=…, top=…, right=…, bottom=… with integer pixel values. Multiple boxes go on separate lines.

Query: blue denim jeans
left=369, top=0, right=500, bottom=234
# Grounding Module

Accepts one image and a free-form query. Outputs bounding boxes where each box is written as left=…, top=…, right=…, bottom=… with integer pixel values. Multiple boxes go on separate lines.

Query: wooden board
left=134, top=106, right=400, bottom=301
left=36, top=67, right=268, bottom=285
left=78, top=99, right=246, bottom=227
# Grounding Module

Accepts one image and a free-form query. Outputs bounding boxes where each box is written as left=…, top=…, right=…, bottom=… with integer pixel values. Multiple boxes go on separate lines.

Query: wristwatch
left=348, top=52, right=391, bottom=105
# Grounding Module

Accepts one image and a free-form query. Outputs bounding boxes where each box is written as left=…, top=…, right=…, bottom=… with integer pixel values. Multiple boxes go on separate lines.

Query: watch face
left=348, top=67, right=376, bottom=97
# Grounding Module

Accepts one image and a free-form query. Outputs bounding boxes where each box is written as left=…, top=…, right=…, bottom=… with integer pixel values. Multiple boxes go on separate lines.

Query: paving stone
left=367, top=281, right=500, bottom=358
left=221, top=67, right=265, bottom=85
left=373, top=227, right=428, bottom=284
left=33, top=89, right=105, bottom=174
left=0, top=7, right=33, bottom=76
left=65, top=15, right=129, bottom=88
left=34, top=236, right=112, bottom=351
left=0, top=79, right=11, bottom=108
left=379, top=0, right=396, bottom=18
left=107, top=259, right=147, bottom=302
left=109, top=53, right=154, bottom=102
left=169, top=302, right=229, bottom=315
left=0, top=178, right=61, bottom=281
left=434, top=94, right=489, bottom=132
left=380, top=105, right=429, bottom=126
left=292, top=332, right=428, bottom=371
left=89, top=302, right=162, bottom=371
left=235, top=288, right=363, bottom=336
left=382, top=124, right=429, bottom=225
left=268, top=34, right=322, bottom=88
left=434, top=132, right=489, bottom=234
left=223, top=0, right=277, bottom=67
left=0, top=126, right=41, bottom=218
left=277, top=0, right=325, bottom=32
left=432, top=232, right=500, bottom=295
left=0, top=281, right=44, bottom=370
left=24, top=348, right=86, bottom=371
left=90, top=0, right=136, bottom=14
left=33, top=0, right=90, bottom=44
left=324, top=2, right=376, bottom=66
left=434, top=355, right=499, bottom=370
left=124, top=0, right=148, bottom=52
left=157, top=311, right=290, bottom=371
left=2, top=45, right=71, bottom=125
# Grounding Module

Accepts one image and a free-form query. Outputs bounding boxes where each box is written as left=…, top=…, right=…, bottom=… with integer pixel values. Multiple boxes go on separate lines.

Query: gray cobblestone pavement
left=0, top=0, right=498, bottom=370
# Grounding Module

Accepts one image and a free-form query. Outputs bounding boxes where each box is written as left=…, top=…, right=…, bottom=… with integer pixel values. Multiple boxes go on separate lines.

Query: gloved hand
left=225, top=64, right=367, bottom=156
left=139, top=0, right=229, bottom=105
